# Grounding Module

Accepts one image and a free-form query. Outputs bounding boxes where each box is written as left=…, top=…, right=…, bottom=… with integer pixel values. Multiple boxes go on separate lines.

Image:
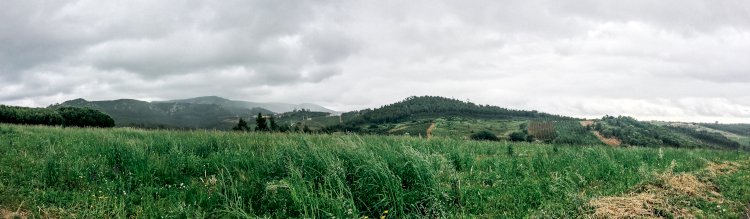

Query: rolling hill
left=160, top=96, right=338, bottom=114
left=22, top=95, right=750, bottom=151
left=55, top=98, right=271, bottom=130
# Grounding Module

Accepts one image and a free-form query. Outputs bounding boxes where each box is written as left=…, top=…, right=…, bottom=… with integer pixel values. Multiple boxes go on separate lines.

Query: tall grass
left=0, top=124, right=749, bottom=218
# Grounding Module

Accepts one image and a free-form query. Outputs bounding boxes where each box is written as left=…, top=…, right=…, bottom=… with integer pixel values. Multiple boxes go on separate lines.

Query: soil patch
left=593, top=131, right=622, bottom=147
left=426, top=122, right=436, bottom=140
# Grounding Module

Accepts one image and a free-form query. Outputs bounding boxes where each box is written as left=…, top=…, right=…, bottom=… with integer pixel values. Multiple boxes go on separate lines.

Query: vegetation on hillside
left=552, top=121, right=603, bottom=145
left=57, top=98, right=269, bottom=130
left=595, top=116, right=742, bottom=150
left=324, top=96, right=573, bottom=133
left=0, top=105, right=114, bottom=127
left=0, top=124, right=749, bottom=218
left=698, top=123, right=750, bottom=136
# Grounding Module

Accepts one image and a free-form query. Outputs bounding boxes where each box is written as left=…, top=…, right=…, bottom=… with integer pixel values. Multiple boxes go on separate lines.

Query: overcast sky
left=1, top=0, right=750, bottom=123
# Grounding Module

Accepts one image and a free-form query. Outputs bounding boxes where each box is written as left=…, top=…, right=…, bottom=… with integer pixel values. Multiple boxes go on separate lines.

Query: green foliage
left=667, top=126, right=741, bottom=150
left=698, top=123, right=750, bottom=136
left=0, top=105, right=114, bottom=127
left=57, top=107, right=116, bottom=128
left=596, top=117, right=745, bottom=150
left=1, top=124, right=750, bottom=218
left=552, top=121, right=602, bottom=145
left=509, top=131, right=527, bottom=142
left=596, top=116, right=696, bottom=148
left=56, top=98, right=271, bottom=130
left=325, top=96, right=573, bottom=133
left=470, top=130, right=499, bottom=141
left=232, top=118, right=250, bottom=131
left=269, top=116, right=279, bottom=131
left=255, top=113, right=268, bottom=131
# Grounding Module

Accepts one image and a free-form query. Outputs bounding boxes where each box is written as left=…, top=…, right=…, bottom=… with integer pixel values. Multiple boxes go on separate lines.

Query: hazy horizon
left=1, top=1, right=749, bottom=123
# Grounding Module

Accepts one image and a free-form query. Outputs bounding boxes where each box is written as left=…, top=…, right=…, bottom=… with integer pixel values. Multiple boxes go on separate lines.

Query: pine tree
left=269, top=116, right=279, bottom=131
left=255, top=113, right=268, bottom=131
left=232, top=118, right=249, bottom=131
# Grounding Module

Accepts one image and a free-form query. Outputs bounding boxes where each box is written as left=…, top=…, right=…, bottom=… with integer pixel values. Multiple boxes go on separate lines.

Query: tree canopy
left=0, top=105, right=115, bottom=128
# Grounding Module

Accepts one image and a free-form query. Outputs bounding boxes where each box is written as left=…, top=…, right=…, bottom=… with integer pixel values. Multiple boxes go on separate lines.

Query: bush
left=509, top=131, right=527, bottom=142
left=470, top=130, right=499, bottom=141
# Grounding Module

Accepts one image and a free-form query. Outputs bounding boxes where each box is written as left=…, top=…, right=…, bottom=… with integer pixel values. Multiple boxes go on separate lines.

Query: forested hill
left=336, top=96, right=573, bottom=126
left=160, top=96, right=338, bottom=114
left=55, top=98, right=270, bottom=129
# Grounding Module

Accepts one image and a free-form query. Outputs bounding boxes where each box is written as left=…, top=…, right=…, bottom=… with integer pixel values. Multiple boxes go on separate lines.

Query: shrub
left=470, top=130, right=499, bottom=141
left=509, top=131, right=527, bottom=142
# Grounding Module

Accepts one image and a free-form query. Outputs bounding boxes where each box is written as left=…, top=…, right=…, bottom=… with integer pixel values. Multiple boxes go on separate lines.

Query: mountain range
left=56, top=96, right=337, bottom=129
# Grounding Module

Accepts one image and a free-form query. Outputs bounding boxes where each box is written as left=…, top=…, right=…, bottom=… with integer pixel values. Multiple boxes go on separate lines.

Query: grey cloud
left=2, top=0, right=750, bottom=123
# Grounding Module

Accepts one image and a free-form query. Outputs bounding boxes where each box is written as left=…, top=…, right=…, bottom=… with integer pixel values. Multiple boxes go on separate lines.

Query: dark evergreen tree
left=255, top=113, right=268, bottom=131
left=232, top=118, right=250, bottom=131
left=269, top=116, right=279, bottom=131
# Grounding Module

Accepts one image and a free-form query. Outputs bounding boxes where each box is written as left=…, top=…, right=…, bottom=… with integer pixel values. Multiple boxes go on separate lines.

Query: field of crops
left=432, top=118, right=524, bottom=140
left=1, top=124, right=750, bottom=218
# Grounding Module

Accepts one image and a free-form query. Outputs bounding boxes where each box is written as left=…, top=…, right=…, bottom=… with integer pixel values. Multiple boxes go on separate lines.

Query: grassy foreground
left=0, top=124, right=749, bottom=218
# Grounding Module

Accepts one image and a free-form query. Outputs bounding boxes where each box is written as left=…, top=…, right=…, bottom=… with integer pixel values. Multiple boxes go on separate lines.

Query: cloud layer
left=1, top=0, right=749, bottom=122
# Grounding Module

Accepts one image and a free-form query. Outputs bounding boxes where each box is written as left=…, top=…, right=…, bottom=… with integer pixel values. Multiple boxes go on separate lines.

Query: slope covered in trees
left=697, top=123, right=750, bottom=136
left=594, top=116, right=741, bottom=150
left=324, top=96, right=572, bottom=132
left=0, top=105, right=114, bottom=127
left=56, top=98, right=267, bottom=130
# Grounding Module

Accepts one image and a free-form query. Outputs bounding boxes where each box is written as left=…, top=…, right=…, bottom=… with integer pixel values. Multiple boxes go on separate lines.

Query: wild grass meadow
left=1, top=124, right=749, bottom=218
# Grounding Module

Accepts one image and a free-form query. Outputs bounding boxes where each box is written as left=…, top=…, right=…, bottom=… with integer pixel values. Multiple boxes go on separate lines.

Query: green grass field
left=1, top=124, right=749, bottom=218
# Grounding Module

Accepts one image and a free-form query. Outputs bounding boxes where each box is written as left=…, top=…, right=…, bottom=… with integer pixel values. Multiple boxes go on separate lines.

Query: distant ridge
left=160, top=96, right=338, bottom=114
left=56, top=98, right=272, bottom=129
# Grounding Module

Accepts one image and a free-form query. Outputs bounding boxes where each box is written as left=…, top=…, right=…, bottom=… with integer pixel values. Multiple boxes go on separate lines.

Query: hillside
left=9, top=95, right=747, bottom=150
left=160, top=96, right=338, bottom=114
left=322, top=96, right=573, bottom=132
left=55, top=98, right=269, bottom=130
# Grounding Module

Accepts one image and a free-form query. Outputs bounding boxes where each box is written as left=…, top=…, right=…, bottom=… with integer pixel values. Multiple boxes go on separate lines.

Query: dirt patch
left=593, top=131, right=622, bottom=147
left=579, top=120, right=594, bottom=126
left=426, top=122, right=436, bottom=140
left=589, top=160, right=744, bottom=218
left=744, top=202, right=750, bottom=219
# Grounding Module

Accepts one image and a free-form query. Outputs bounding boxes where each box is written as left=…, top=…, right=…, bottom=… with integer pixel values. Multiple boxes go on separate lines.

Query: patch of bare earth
left=426, top=122, right=436, bottom=140
left=593, top=131, right=622, bottom=147
left=579, top=121, right=622, bottom=146
left=589, top=161, right=744, bottom=218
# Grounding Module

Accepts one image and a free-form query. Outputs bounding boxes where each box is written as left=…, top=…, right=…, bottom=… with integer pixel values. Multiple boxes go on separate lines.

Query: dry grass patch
left=705, top=161, right=741, bottom=176
left=589, top=193, right=666, bottom=219
left=589, top=160, right=745, bottom=218
left=1, top=209, right=28, bottom=219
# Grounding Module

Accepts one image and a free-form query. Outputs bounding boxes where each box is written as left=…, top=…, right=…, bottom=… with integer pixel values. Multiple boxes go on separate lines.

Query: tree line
left=0, top=105, right=115, bottom=128
left=232, top=113, right=311, bottom=133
